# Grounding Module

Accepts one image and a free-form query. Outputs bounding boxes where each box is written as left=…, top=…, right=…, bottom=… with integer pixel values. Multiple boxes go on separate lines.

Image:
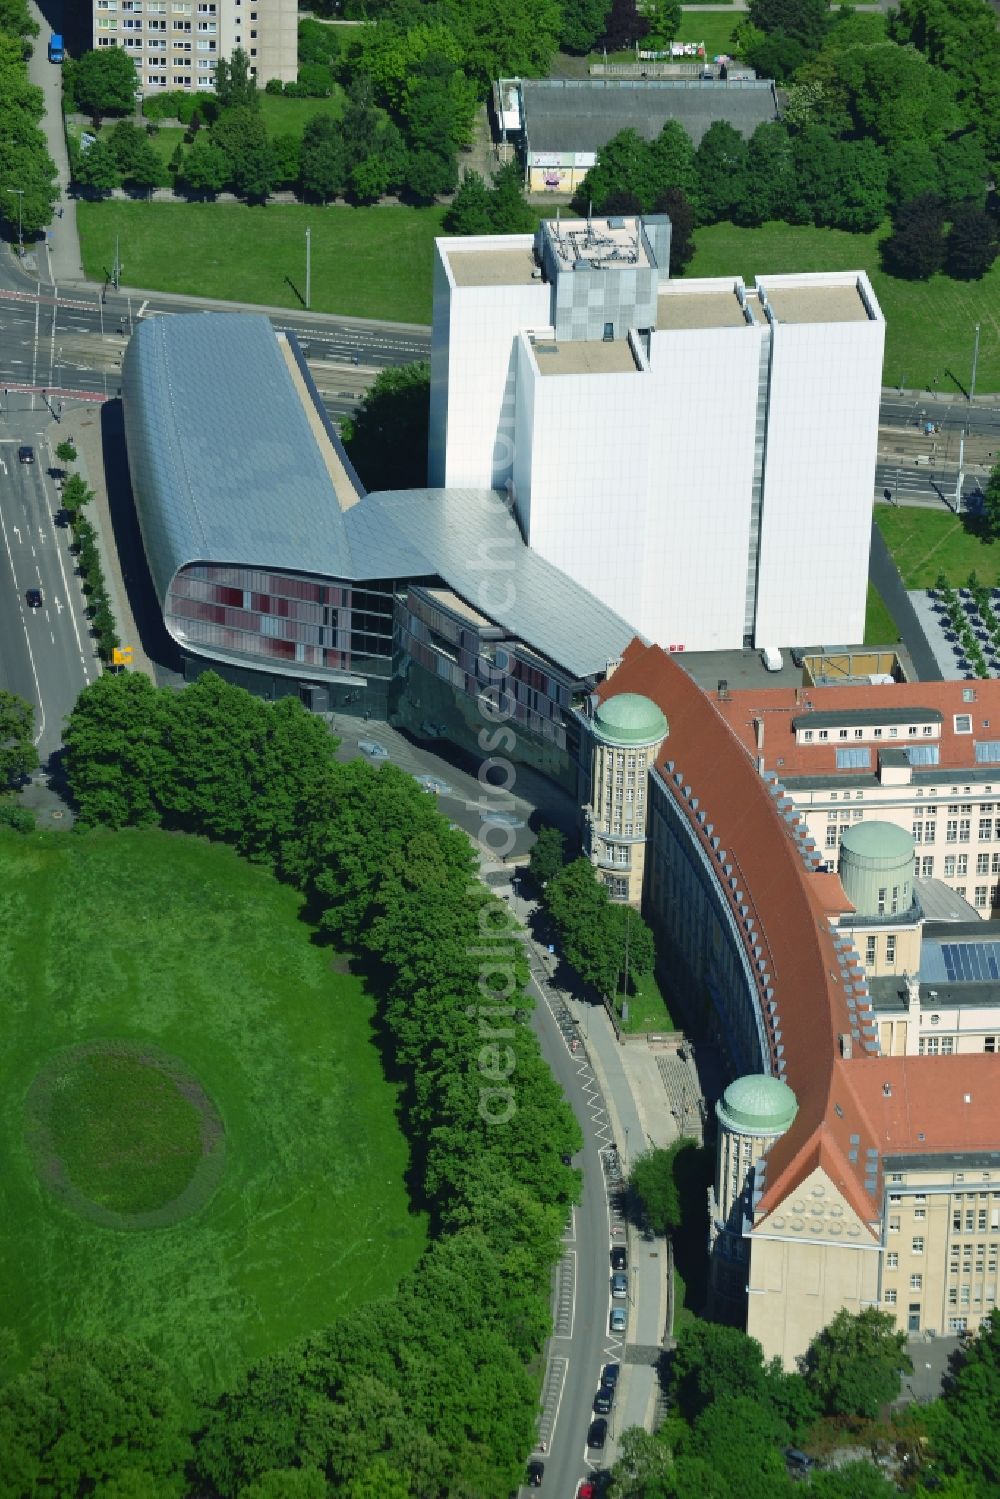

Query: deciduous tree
left=946, top=206, right=999, bottom=280
left=529, top=825, right=566, bottom=886
left=881, top=193, right=947, bottom=279
left=179, top=137, right=230, bottom=195
left=694, top=120, right=750, bottom=223
left=0, top=690, right=37, bottom=788
left=747, top=0, right=828, bottom=51
left=801, top=1307, right=912, bottom=1418
left=73, top=48, right=138, bottom=120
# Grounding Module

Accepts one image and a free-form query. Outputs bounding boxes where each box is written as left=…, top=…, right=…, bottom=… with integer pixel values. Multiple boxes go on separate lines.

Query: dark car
left=610, top=1245, right=627, bottom=1270
left=18, top=444, right=34, bottom=464
left=25, top=587, right=42, bottom=608
left=784, top=1448, right=814, bottom=1474
left=527, top=1458, right=544, bottom=1486
left=593, top=1382, right=615, bottom=1415
left=601, top=1362, right=621, bottom=1387
left=587, top=1418, right=608, bottom=1451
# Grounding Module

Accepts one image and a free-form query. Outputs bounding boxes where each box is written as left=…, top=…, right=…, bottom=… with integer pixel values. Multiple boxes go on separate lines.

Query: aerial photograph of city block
left=0, top=0, right=999, bottom=1492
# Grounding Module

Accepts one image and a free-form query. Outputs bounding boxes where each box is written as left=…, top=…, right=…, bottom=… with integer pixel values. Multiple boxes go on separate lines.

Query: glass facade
left=167, top=564, right=396, bottom=680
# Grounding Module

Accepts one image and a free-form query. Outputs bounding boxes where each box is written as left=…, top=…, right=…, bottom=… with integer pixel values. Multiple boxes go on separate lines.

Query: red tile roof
left=596, top=641, right=1000, bottom=1227
left=714, top=678, right=1000, bottom=779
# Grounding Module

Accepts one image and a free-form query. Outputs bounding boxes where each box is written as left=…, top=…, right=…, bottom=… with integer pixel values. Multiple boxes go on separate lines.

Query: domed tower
left=586, top=693, right=668, bottom=905
left=710, top=1074, right=799, bottom=1313
left=838, top=822, right=920, bottom=979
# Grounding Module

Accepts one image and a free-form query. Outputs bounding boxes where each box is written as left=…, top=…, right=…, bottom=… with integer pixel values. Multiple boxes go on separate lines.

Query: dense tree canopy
left=801, top=1307, right=912, bottom=1419
left=0, top=34, right=57, bottom=239
left=340, top=361, right=430, bottom=491
left=0, top=690, right=38, bottom=789
left=72, top=47, right=138, bottom=119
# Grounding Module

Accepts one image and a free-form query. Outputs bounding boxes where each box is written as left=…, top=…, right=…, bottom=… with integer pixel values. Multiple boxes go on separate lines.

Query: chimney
left=839, top=1033, right=853, bottom=1059
left=753, top=716, right=764, bottom=751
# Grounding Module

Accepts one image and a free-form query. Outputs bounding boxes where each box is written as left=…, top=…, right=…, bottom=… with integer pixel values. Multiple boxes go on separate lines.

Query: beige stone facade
left=93, top=0, right=298, bottom=94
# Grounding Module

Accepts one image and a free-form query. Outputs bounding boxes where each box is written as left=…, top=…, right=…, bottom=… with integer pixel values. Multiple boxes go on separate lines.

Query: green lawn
left=680, top=10, right=743, bottom=55
left=77, top=200, right=447, bottom=322
left=0, top=828, right=425, bottom=1393
left=258, top=88, right=345, bottom=137
left=689, top=220, right=1000, bottom=394
left=864, top=581, right=900, bottom=645
left=875, top=506, right=1000, bottom=588
left=67, top=120, right=187, bottom=169
left=616, top=968, right=675, bottom=1034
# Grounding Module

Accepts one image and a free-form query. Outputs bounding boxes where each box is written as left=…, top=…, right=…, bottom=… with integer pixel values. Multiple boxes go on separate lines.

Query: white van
left=760, top=646, right=783, bottom=673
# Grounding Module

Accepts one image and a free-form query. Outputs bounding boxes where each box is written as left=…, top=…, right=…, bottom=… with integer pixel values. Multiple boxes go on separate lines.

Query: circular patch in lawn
left=24, top=1040, right=225, bottom=1230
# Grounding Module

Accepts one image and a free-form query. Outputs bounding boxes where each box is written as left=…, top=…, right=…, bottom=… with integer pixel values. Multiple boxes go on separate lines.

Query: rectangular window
left=886, top=1252, right=899, bottom=1269
left=947, top=820, right=959, bottom=843
left=975, top=741, right=1000, bottom=762
left=889, top=1216, right=900, bottom=1233
left=886, top=935, right=897, bottom=964
left=945, top=855, right=957, bottom=877
left=910, top=1273, right=923, bottom=1289
left=884, top=1289, right=897, bottom=1305
left=978, top=853, right=990, bottom=874
left=960, top=819, right=972, bottom=842
left=826, top=825, right=838, bottom=850
left=906, top=745, right=940, bottom=766
left=866, top=936, right=877, bottom=965
left=912, top=822, right=923, bottom=843
left=912, top=1237, right=924, bottom=1254
left=959, top=854, right=969, bottom=876
left=976, top=886, right=989, bottom=908
left=980, top=819, right=994, bottom=841
left=836, top=747, right=871, bottom=769
left=955, top=715, right=973, bottom=734
left=986, top=1036, right=997, bottom=1053
left=922, top=856, right=934, bottom=876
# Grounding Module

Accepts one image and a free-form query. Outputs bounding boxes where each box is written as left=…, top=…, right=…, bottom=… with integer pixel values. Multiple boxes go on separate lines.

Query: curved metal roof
left=122, top=312, right=638, bottom=681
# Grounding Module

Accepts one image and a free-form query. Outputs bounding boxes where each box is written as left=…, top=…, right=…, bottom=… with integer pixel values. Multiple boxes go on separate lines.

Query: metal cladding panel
left=353, top=488, right=638, bottom=678
left=121, top=313, right=354, bottom=601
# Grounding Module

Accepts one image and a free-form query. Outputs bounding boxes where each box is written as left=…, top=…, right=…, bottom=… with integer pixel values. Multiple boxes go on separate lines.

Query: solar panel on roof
left=941, top=942, right=1000, bottom=983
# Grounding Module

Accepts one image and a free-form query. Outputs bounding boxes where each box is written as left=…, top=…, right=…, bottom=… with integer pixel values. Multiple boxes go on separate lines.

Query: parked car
left=611, top=1271, right=628, bottom=1299
left=610, top=1245, right=627, bottom=1271
left=609, top=1305, right=627, bottom=1334
left=358, top=739, right=389, bottom=759
left=18, top=445, right=34, bottom=464
left=784, top=1448, right=814, bottom=1474
left=576, top=1485, right=595, bottom=1499
left=416, top=774, right=451, bottom=796
left=593, top=1382, right=615, bottom=1414
left=25, top=588, right=42, bottom=608
left=587, top=1418, right=608, bottom=1451
left=526, top=1458, right=544, bottom=1486
left=601, top=1362, right=620, bottom=1387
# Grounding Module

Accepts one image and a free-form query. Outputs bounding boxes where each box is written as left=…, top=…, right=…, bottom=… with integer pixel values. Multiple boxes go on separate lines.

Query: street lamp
left=7, top=187, right=24, bottom=257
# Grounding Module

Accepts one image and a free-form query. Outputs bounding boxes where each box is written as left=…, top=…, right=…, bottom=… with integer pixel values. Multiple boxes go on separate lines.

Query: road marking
left=0, top=496, right=45, bottom=746
left=137, top=299, right=148, bottom=318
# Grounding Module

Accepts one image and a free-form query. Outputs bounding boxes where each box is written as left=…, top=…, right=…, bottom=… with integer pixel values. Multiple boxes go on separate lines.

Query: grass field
left=680, top=9, right=743, bottom=55
left=689, top=221, right=1000, bottom=394
left=875, top=506, right=1000, bottom=588
left=864, top=581, right=900, bottom=645
left=77, top=200, right=447, bottom=322
left=617, top=969, right=675, bottom=1034
left=258, top=88, right=345, bottom=136
left=0, top=828, right=425, bottom=1393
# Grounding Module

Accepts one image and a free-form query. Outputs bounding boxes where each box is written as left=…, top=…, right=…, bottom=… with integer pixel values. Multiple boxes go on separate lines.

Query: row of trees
left=529, top=829, right=658, bottom=1000
left=0, top=4, right=58, bottom=243
left=576, top=0, right=998, bottom=278
left=61, top=469, right=121, bottom=663
left=10, top=669, right=583, bottom=1494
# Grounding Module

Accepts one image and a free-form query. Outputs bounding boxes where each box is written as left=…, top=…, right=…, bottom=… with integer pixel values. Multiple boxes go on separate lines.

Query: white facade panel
left=753, top=277, right=884, bottom=648
left=428, top=238, right=549, bottom=491
left=644, top=323, right=764, bottom=651
left=512, top=338, right=654, bottom=627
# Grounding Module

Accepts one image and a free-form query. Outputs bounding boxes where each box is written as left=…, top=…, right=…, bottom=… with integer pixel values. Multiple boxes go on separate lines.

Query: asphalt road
left=0, top=433, right=98, bottom=763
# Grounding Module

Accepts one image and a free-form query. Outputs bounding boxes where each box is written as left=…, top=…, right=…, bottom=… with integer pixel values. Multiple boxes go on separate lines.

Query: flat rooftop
left=533, top=338, right=639, bottom=376
left=542, top=217, right=652, bottom=272
left=447, top=246, right=539, bottom=287
left=656, top=288, right=748, bottom=331
left=764, top=283, right=869, bottom=324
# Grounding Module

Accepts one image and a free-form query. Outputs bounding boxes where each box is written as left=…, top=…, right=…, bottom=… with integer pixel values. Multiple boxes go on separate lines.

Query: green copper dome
left=839, top=821, right=914, bottom=865
left=717, top=1074, right=798, bottom=1137
left=593, top=693, right=668, bottom=747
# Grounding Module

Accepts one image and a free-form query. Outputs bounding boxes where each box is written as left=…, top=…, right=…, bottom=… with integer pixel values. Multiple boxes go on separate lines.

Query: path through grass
left=875, top=507, right=1000, bottom=588
left=0, top=828, right=425, bottom=1393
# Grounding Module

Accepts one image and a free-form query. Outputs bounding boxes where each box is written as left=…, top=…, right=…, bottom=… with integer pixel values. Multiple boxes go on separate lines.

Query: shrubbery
left=62, top=473, right=120, bottom=662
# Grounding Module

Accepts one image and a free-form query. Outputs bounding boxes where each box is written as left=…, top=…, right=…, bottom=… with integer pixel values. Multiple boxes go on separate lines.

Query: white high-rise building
left=429, top=218, right=884, bottom=653
left=92, top=0, right=297, bottom=95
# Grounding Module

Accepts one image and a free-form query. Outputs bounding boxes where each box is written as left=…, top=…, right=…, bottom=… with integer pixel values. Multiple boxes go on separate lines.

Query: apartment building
left=429, top=217, right=884, bottom=654
left=714, top=678, right=1000, bottom=920
left=93, top=0, right=297, bottom=94
left=578, top=639, right=1000, bottom=1366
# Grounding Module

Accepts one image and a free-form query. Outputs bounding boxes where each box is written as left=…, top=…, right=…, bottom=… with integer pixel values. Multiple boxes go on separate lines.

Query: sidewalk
left=53, top=403, right=156, bottom=681
left=27, top=0, right=85, bottom=285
